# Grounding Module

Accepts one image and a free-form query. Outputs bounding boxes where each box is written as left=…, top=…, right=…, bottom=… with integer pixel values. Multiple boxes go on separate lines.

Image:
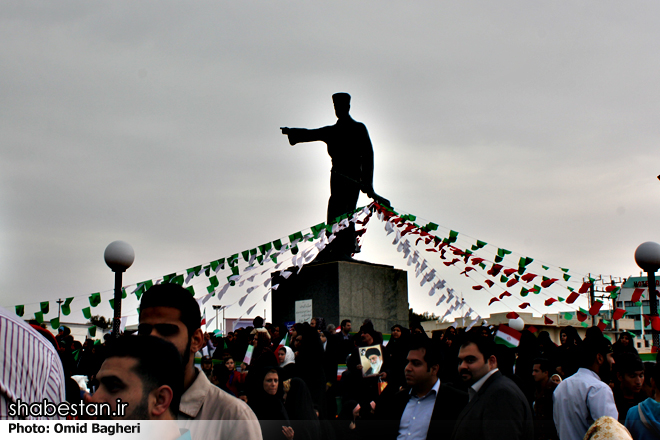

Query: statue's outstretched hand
left=280, top=127, right=297, bottom=145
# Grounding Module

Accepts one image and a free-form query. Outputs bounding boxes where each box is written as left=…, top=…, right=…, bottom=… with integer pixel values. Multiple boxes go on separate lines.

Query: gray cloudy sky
left=2, top=2, right=660, bottom=329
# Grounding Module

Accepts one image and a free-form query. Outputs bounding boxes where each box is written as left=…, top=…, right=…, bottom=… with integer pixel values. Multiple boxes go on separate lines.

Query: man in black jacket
left=375, top=336, right=467, bottom=440
left=451, top=333, right=534, bottom=440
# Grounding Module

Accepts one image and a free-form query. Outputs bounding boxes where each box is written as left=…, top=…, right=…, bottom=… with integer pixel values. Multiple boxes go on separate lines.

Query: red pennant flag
left=519, top=302, right=531, bottom=309
left=506, top=312, right=519, bottom=319
left=488, top=297, right=500, bottom=306
left=589, top=301, right=603, bottom=316
left=487, top=264, right=503, bottom=276
left=521, top=273, right=537, bottom=283
left=577, top=310, right=588, bottom=322
left=499, top=291, right=512, bottom=299
left=612, top=308, right=626, bottom=321
left=506, top=278, right=519, bottom=287
left=544, top=298, right=557, bottom=306
left=485, top=280, right=495, bottom=288
left=566, top=291, right=580, bottom=304
left=541, top=278, right=559, bottom=288
left=578, top=282, right=592, bottom=294
left=653, top=345, right=659, bottom=354
left=444, top=258, right=460, bottom=266
left=503, top=268, right=518, bottom=277
left=605, top=285, right=618, bottom=292
left=597, top=320, right=606, bottom=331
left=544, top=316, right=554, bottom=325
left=460, top=267, right=475, bottom=276
left=652, top=317, right=660, bottom=332
left=643, top=314, right=651, bottom=328
left=471, top=257, right=485, bottom=265
left=631, top=288, right=644, bottom=303
left=472, top=285, right=485, bottom=290
left=527, top=326, right=538, bottom=333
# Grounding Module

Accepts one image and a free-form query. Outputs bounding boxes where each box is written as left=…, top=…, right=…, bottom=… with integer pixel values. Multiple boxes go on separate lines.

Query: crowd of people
left=2, top=283, right=660, bottom=440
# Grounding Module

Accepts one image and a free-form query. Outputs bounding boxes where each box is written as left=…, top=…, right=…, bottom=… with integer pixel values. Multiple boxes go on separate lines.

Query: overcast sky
left=2, top=2, right=660, bottom=330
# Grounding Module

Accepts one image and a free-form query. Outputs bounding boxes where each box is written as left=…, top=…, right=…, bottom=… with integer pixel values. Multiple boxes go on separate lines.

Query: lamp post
left=104, top=240, right=135, bottom=338
left=634, top=241, right=660, bottom=351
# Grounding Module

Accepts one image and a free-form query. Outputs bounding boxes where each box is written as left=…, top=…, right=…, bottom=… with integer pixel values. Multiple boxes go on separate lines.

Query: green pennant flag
left=134, top=284, right=146, bottom=300
left=163, top=273, right=176, bottom=283
left=479, top=263, right=486, bottom=270
left=94, top=339, right=101, bottom=345
left=443, top=230, right=459, bottom=244
left=289, top=231, right=304, bottom=243
left=34, top=311, right=44, bottom=324
left=564, top=312, right=573, bottom=320
left=290, top=245, right=299, bottom=255
left=557, top=296, right=565, bottom=302
left=209, top=276, right=220, bottom=288
left=109, top=299, right=115, bottom=310
left=500, top=276, right=509, bottom=283
left=61, top=297, right=74, bottom=316
left=121, top=288, right=127, bottom=299
left=567, top=287, right=574, bottom=292
left=186, top=286, right=195, bottom=297
left=259, top=243, right=273, bottom=255
left=15, top=305, right=24, bottom=317
left=581, top=322, right=589, bottom=328
left=542, top=265, right=549, bottom=270
left=471, top=240, right=487, bottom=251
left=520, top=287, right=529, bottom=297
left=228, top=254, right=239, bottom=267
left=256, top=255, right=263, bottom=265
left=187, top=265, right=203, bottom=276
left=241, top=250, right=250, bottom=261
left=494, top=248, right=511, bottom=263
left=89, top=292, right=101, bottom=308
left=560, top=268, right=569, bottom=273
left=82, top=307, right=92, bottom=319
left=421, top=222, right=438, bottom=233
left=40, top=301, right=50, bottom=314
left=610, top=291, right=619, bottom=299
left=50, top=317, right=60, bottom=330
left=171, top=275, right=184, bottom=285
left=72, top=349, right=81, bottom=362
left=210, top=259, right=224, bottom=273
left=533, top=285, right=542, bottom=294
left=144, top=280, right=154, bottom=290
left=88, top=326, right=97, bottom=337
left=273, top=240, right=283, bottom=251
left=401, top=214, right=416, bottom=222
left=563, top=274, right=571, bottom=281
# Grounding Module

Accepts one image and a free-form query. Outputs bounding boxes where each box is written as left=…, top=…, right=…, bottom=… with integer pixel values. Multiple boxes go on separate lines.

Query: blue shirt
left=397, top=379, right=440, bottom=440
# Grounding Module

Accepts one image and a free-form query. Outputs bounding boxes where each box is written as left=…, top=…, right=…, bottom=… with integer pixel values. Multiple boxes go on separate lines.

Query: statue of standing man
left=281, top=93, right=389, bottom=261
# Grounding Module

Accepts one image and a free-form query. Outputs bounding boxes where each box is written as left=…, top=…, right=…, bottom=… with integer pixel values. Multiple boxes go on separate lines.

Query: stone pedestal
left=271, top=260, right=408, bottom=333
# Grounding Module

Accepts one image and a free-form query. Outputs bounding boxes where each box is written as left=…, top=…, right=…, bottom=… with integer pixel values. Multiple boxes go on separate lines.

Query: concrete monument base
left=271, top=260, right=408, bottom=333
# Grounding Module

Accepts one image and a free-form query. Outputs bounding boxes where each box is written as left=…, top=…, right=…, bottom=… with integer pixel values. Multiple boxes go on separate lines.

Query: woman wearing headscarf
left=248, top=366, right=294, bottom=440
left=284, top=378, right=323, bottom=440
left=384, top=324, right=410, bottom=391
left=556, top=326, right=582, bottom=378
left=278, top=345, right=299, bottom=382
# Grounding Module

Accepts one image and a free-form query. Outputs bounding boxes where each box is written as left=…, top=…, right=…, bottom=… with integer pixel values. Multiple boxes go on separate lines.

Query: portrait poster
left=359, top=344, right=383, bottom=377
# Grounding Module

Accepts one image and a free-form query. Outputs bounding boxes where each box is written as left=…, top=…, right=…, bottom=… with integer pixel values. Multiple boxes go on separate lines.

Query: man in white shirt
left=553, top=331, right=618, bottom=440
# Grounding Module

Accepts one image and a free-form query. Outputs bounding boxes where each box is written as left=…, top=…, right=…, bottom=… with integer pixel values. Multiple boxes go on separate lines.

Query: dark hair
left=104, top=335, right=184, bottom=416
left=579, top=333, right=612, bottom=368
left=533, top=358, right=551, bottom=373
left=253, top=316, right=264, bottom=329
left=460, top=332, right=496, bottom=363
left=616, top=353, right=644, bottom=375
left=340, top=319, right=351, bottom=328
left=139, top=284, right=201, bottom=337
left=409, top=335, right=442, bottom=371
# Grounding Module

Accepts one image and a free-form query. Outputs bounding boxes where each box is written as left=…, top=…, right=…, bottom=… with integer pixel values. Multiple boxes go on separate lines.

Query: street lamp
left=634, top=241, right=660, bottom=351
left=104, top=240, right=135, bottom=338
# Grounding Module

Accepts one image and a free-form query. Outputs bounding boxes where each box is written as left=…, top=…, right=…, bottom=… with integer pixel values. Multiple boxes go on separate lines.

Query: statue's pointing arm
left=280, top=127, right=328, bottom=146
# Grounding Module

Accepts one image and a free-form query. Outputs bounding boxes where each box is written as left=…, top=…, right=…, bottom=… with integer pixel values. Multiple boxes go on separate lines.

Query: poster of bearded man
left=360, top=345, right=383, bottom=377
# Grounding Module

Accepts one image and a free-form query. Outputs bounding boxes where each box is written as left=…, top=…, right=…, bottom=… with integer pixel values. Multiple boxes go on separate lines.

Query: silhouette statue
left=281, top=93, right=390, bottom=261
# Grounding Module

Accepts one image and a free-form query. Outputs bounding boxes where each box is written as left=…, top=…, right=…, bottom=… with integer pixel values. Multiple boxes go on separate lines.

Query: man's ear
left=430, top=363, right=440, bottom=377
left=151, top=385, right=174, bottom=419
left=596, top=353, right=605, bottom=366
left=190, top=328, right=204, bottom=354
left=488, top=355, right=498, bottom=369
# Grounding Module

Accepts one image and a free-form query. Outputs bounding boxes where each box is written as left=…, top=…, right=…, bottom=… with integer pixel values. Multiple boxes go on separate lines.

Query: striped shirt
left=0, top=306, right=66, bottom=419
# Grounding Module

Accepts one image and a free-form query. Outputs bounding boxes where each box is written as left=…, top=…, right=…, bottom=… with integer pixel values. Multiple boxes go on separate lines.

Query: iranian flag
left=200, top=308, right=207, bottom=327
left=494, top=325, right=521, bottom=348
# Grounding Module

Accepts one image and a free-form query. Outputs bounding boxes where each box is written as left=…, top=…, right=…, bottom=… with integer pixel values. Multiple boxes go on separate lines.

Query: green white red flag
left=494, top=325, right=521, bottom=348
